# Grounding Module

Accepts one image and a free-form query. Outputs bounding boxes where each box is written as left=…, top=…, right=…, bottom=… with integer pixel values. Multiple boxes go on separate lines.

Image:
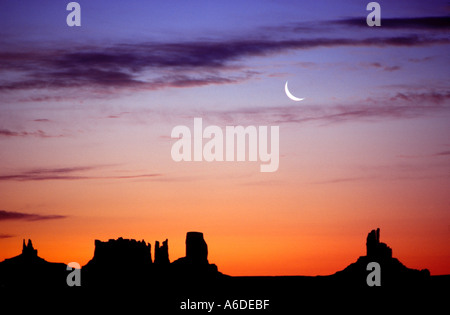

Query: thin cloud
left=33, top=119, right=51, bottom=122
left=0, top=166, right=162, bottom=181
left=310, top=177, right=369, bottom=185
left=201, top=90, right=450, bottom=125
left=397, top=150, right=450, bottom=159
left=0, top=234, right=14, bottom=239
left=0, top=210, right=66, bottom=221
left=387, top=91, right=450, bottom=104
left=408, top=56, right=434, bottom=63
left=336, top=16, right=450, bottom=30
left=106, top=112, right=130, bottom=119
left=364, top=62, right=401, bottom=72
left=0, top=129, right=62, bottom=138
left=432, top=150, right=450, bottom=157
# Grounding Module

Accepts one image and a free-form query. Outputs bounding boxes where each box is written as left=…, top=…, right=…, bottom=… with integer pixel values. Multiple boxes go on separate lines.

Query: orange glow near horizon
left=1, top=1, right=450, bottom=278
left=1, top=134, right=449, bottom=276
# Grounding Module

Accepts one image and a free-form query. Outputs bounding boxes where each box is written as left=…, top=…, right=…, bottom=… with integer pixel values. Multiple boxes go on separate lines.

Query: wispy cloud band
left=0, top=129, right=62, bottom=138
left=0, top=31, right=448, bottom=92
left=0, top=210, right=66, bottom=221
left=336, top=16, right=450, bottom=30
left=197, top=90, right=450, bottom=125
left=0, top=166, right=162, bottom=181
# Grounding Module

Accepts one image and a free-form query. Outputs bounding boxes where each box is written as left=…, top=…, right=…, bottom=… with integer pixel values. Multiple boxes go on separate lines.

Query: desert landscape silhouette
left=1, top=228, right=447, bottom=288
left=1, top=228, right=449, bottom=311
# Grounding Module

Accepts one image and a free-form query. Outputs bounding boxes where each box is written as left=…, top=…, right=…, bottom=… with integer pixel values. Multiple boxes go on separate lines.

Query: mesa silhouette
left=82, top=231, right=223, bottom=288
left=0, top=229, right=447, bottom=291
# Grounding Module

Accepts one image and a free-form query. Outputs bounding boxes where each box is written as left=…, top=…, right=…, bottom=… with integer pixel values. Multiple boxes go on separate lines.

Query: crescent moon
left=285, top=81, right=304, bottom=102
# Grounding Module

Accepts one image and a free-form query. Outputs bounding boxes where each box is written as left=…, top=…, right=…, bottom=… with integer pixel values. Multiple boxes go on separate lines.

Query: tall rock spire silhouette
left=155, top=239, right=170, bottom=264
left=21, top=239, right=38, bottom=258
left=366, top=228, right=392, bottom=259
left=334, top=228, right=430, bottom=286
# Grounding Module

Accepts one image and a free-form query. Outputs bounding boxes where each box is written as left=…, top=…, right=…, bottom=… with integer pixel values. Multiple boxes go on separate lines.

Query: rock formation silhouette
left=0, top=229, right=445, bottom=292
left=82, top=237, right=153, bottom=287
left=4, top=239, right=48, bottom=265
left=334, top=228, right=430, bottom=286
left=366, top=228, right=392, bottom=259
left=172, top=231, right=209, bottom=265
left=22, top=239, right=38, bottom=258
left=172, top=232, right=219, bottom=277
left=0, top=239, right=67, bottom=288
left=186, top=232, right=208, bottom=264
left=154, top=239, right=170, bottom=265
left=81, top=232, right=223, bottom=287
left=87, top=237, right=152, bottom=266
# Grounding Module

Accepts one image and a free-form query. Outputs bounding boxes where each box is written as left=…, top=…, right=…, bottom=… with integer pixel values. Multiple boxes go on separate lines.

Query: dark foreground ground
left=2, top=271, right=448, bottom=313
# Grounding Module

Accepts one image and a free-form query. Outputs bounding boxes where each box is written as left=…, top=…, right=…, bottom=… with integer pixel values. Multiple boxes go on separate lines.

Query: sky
left=0, top=0, right=449, bottom=276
